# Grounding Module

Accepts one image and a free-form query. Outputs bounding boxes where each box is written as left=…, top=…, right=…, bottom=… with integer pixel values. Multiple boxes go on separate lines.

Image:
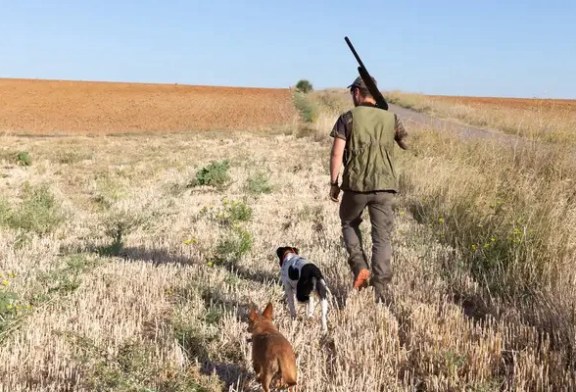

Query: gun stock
left=344, top=36, right=389, bottom=110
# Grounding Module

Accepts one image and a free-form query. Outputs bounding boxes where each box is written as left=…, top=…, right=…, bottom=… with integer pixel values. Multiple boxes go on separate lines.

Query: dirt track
left=390, top=103, right=521, bottom=145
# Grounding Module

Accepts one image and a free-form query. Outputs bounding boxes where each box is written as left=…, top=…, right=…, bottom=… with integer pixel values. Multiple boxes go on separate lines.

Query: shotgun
left=344, top=36, right=389, bottom=110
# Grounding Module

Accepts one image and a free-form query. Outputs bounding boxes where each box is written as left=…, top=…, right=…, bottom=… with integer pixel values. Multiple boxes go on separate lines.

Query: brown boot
left=353, top=268, right=371, bottom=290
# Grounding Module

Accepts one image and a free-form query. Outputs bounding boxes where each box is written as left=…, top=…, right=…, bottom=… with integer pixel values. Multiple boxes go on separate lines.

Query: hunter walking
left=329, top=76, right=408, bottom=305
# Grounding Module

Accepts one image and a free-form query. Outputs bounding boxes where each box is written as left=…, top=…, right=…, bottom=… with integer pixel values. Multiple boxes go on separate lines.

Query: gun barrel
left=344, top=36, right=368, bottom=71
left=344, top=36, right=389, bottom=110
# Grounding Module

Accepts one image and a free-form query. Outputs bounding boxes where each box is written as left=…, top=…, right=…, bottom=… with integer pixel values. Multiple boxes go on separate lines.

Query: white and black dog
left=276, top=246, right=329, bottom=331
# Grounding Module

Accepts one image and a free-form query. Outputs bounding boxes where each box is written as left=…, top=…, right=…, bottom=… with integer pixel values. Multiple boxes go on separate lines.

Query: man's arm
left=329, top=113, right=349, bottom=202
left=330, top=137, right=346, bottom=184
left=394, top=114, right=409, bottom=150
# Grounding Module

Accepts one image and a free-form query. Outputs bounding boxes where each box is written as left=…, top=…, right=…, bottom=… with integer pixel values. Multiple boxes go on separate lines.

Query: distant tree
left=295, top=79, right=313, bottom=93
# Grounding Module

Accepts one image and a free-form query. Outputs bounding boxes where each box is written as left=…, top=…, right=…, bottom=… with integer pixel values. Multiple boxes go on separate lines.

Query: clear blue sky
left=2, top=0, right=575, bottom=98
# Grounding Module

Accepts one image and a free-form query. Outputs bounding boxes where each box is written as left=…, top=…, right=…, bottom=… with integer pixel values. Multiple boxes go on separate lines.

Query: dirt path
left=389, top=103, right=522, bottom=145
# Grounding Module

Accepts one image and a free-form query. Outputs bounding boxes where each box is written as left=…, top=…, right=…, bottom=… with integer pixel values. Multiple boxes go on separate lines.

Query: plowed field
left=0, top=79, right=297, bottom=135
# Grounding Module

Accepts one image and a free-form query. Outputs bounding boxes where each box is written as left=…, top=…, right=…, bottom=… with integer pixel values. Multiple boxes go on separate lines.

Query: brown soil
left=0, top=78, right=297, bottom=135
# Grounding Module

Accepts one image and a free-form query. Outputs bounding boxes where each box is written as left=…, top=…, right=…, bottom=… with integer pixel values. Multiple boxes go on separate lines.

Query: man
left=329, top=76, right=408, bottom=304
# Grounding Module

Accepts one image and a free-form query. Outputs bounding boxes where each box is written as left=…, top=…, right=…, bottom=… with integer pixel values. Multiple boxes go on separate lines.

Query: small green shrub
left=38, top=255, right=99, bottom=297
left=0, top=285, right=21, bottom=334
left=204, top=305, right=224, bottom=325
left=3, top=185, right=64, bottom=234
left=190, top=160, right=231, bottom=189
left=216, top=198, right=252, bottom=225
left=244, top=172, right=273, bottom=195
left=294, top=92, right=319, bottom=123
left=98, top=211, right=143, bottom=256
left=198, top=198, right=253, bottom=228
left=214, top=226, right=253, bottom=264
left=16, top=151, right=32, bottom=166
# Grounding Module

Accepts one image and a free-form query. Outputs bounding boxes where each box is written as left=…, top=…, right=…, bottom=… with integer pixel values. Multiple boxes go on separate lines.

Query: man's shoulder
left=340, top=110, right=353, bottom=124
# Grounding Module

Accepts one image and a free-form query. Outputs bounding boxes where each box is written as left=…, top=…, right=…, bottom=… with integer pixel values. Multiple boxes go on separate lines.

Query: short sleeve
left=330, top=111, right=352, bottom=140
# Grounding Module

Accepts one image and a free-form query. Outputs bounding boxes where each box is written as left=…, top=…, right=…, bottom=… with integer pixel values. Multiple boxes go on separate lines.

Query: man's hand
left=329, top=184, right=340, bottom=202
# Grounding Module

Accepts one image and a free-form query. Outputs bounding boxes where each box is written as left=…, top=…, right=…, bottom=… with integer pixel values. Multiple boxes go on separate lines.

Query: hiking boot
left=353, top=268, right=371, bottom=290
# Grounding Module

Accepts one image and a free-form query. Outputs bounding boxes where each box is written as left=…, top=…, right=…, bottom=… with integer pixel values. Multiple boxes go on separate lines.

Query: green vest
left=341, top=106, right=398, bottom=192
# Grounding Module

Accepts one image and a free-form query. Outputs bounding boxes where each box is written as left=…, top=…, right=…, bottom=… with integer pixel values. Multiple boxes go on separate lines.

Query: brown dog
left=247, top=302, right=297, bottom=392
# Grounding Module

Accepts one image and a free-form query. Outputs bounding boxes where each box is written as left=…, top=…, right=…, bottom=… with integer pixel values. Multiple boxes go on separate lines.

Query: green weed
left=1, top=184, right=64, bottom=234
left=293, top=92, right=319, bottom=123
left=244, top=171, right=273, bottom=195
left=190, top=160, right=231, bottom=189
left=214, top=226, right=253, bottom=264
left=16, top=151, right=32, bottom=166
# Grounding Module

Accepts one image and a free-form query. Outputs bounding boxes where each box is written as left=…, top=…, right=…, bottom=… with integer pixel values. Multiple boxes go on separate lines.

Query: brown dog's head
left=247, top=302, right=275, bottom=333
left=276, top=246, right=299, bottom=267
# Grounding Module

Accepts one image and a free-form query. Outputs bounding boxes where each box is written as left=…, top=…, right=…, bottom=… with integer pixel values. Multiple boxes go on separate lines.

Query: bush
left=295, top=79, right=313, bottom=93
left=1, top=185, right=64, bottom=235
left=98, top=211, right=144, bottom=256
left=190, top=160, right=231, bottom=189
left=16, top=152, right=32, bottom=166
left=214, top=226, right=253, bottom=264
left=293, top=92, right=319, bottom=123
left=244, top=172, right=273, bottom=195
left=0, top=284, right=21, bottom=334
left=216, top=198, right=252, bottom=225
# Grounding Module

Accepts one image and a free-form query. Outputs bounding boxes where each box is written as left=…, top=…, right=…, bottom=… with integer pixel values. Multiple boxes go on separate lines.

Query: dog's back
left=248, top=303, right=297, bottom=391
left=297, top=263, right=328, bottom=302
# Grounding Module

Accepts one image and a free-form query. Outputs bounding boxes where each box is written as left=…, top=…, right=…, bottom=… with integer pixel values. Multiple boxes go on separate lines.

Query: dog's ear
left=262, top=302, right=273, bottom=320
left=248, top=308, right=258, bottom=322
left=293, top=247, right=299, bottom=254
left=276, top=247, right=286, bottom=260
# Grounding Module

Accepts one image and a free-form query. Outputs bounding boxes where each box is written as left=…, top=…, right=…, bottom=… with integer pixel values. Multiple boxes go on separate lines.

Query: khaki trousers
left=339, top=190, right=395, bottom=295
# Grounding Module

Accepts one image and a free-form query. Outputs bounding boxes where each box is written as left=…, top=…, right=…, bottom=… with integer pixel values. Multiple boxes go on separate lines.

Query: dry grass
left=0, top=79, right=298, bottom=135
left=1, top=85, right=576, bottom=391
left=386, top=90, right=576, bottom=144
left=292, top=89, right=351, bottom=141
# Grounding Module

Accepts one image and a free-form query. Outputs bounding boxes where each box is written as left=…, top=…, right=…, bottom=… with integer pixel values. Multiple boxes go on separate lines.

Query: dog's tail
left=297, top=264, right=329, bottom=302
left=316, top=278, right=328, bottom=300
left=310, top=265, right=328, bottom=300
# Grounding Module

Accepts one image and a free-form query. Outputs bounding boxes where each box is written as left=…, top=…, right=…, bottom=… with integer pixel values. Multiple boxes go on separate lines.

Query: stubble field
left=1, top=79, right=576, bottom=391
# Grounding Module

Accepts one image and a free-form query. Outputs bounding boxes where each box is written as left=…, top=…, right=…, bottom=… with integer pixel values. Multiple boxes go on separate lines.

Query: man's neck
left=356, top=97, right=377, bottom=107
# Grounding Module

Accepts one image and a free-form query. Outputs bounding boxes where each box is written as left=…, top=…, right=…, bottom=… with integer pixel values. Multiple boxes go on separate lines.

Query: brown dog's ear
left=293, top=247, right=299, bottom=254
left=262, top=302, right=273, bottom=320
left=249, top=308, right=258, bottom=321
left=276, top=247, right=286, bottom=261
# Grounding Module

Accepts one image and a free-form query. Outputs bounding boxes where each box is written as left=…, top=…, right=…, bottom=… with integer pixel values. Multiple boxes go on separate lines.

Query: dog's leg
left=307, top=295, right=315, bottom=318
left=261, top=373, right=271, bottom=392
left=321, top=298, right=328, bottom=332
left=285, top=284, right=297, bottom=319
left=254, top=362, right=262, bottom=382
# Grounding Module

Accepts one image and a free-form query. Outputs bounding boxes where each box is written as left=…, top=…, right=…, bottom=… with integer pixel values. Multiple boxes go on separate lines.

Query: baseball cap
left=347, top=76, right=377, bottom=89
